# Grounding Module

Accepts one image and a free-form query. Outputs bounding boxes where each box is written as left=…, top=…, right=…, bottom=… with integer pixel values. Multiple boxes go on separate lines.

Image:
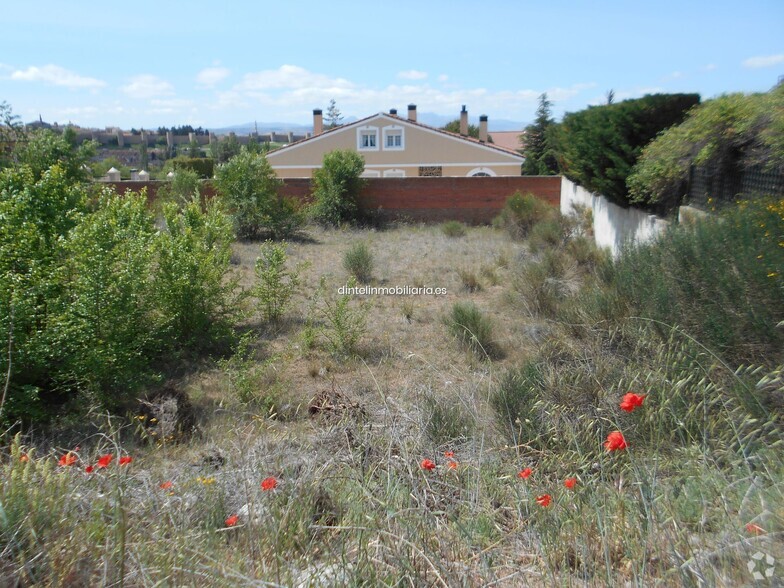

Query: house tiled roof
left=488, top=131, right=525, bottom=153
left=267, top=112, right=525, bottom=161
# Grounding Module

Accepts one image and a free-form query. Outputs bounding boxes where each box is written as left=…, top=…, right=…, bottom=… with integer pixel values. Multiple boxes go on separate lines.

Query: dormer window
left=357, top=126, right=379, bottom=151
left=383, top=126, right=404, bottom=150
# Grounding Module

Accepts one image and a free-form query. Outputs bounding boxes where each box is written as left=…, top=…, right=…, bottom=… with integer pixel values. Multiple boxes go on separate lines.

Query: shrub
left=311, top=149, right=366, bottom=227
left=154, top=198, right=240, bottom=351
left=458, top=268, right=482, bottom=292
left=490, top=362, right=546, bottom=446
left=495, top=191, right=556, bottom=239
left=213, top=149, right=302, bottom=239
left=441, top=220, right=467, bottom=237
left=445, top=301, right=499, bottom=359
left=317, top=277, right=367, bottom=357
left=170, top=157, right=214, bottom=179
left=254, top=241, right=301, bottom=323
left=423, top=394, right=476, bottom=445
left=343, top=242, right=374, bottom=284
left=512, top=249, right=572, bottom=317
left=157, top=168, right=200, bottom=205
left=590, top=198, right=784, bottom=364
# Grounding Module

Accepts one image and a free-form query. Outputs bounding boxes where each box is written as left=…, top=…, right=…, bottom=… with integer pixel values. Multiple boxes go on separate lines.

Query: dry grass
left=2, top=221, right=782, bottom=586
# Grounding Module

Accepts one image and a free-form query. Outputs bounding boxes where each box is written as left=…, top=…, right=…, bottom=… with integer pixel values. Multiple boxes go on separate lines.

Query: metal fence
left=687, top=163, right=784, bottom=208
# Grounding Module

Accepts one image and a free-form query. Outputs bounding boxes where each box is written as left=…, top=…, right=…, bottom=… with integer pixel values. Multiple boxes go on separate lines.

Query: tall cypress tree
left=521, top=93, right=559, bottom=175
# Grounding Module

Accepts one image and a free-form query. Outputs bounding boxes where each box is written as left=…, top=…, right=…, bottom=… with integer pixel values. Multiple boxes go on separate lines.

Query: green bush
left=213, top=149, right=303, bottom=239
left=441, top=220, right=467, bottom=237
left=316, top=277, right=367, bottom=357
left=495, top=191, right=556, bottom=239
left=154, top=198, right=240, bottom=350
left=0, top=168, right=241, bottom=422
left=311, top=149, right=366, bottom=227
left=254, top=241, right=301, bottom=323
left=170, top=157, right=214, bottom=179
left=445, top=301, right=499, bottom=359
left=156, top=168, right=200, bottom=205
left=343, top=242, right=374, bottom=284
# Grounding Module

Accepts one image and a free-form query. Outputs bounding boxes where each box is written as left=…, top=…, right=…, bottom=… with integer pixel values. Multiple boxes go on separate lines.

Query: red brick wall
left=360, top=176, right=560, bottom=224
left=105, top=176, right=561, bottom=224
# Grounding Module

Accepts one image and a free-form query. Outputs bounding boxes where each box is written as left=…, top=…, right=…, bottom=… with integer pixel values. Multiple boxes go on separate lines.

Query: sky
left=1, top=0, right=782, bottom=131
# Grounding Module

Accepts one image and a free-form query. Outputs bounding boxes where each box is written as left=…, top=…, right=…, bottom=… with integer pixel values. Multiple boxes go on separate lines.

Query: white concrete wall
left=560, top=177, right=668, bottom=256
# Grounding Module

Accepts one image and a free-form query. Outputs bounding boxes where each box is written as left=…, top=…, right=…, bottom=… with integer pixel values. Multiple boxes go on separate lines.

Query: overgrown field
left=2, top=199, right=783, bottom=586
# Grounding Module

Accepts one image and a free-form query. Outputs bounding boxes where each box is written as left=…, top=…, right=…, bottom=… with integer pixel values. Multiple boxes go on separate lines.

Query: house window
left=383, top=169, right=405, bottom=177
left=418, top=166, right=442, bottom=177
left=383, top=126, right=404, bottom=150
left=362, top=170, right=381, bottom=178
left=357, top=127, right=379, bottom=151
left=467, top=167, right=497, bottom=177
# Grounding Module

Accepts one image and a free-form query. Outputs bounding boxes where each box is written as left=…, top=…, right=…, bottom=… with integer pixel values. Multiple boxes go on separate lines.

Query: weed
left=445, top=301, right=500, bottom=359
left=441, top=220, right=467, bottom=238
left=343, top=242, right=374, bottom=284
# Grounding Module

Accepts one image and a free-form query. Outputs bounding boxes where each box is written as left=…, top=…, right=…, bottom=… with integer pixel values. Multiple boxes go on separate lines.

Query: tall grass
left=585, top=198, right=784, bottom=364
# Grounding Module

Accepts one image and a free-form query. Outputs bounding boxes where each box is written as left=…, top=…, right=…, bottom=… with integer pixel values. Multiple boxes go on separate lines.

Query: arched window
left=467, top=167, right=496, bottom=177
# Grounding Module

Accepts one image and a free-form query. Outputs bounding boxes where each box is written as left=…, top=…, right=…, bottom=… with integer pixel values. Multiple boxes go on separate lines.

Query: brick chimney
left=313, top=109, right=323, bottom=135
left=479, top=115, right=488, bottom=143
left=460, top=105, right=468, bottom=136
left=407, top=104, right=417, bottom=122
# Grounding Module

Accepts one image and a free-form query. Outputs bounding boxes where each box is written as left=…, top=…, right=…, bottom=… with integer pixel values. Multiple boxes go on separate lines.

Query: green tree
left=15, top=128, right=97, bottom=183
left=326, top=99, right=343, bottom=129
left=0, top=102, right=25, bottom=168
left=521, top=93, right=559, bottom=175
left=310, top=149, right=366, bottom=227
left=138, top=140, right=149, bottom=169
left=556, top=93, right=700, bottom=204
left=213, top=148, right=302, bottom=239
left=187, top=139, right=202, bottom=158
left=442, top=120, right=480, bottom=139
left=211, top=134, right=241, bottom=163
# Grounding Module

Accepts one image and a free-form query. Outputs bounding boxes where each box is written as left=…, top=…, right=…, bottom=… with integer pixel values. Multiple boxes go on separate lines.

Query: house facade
left=266, top=105, right=525, bottom=179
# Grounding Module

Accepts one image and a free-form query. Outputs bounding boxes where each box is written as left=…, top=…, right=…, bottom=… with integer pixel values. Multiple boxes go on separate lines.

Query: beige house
left=266, top=105, right=525, bottom=178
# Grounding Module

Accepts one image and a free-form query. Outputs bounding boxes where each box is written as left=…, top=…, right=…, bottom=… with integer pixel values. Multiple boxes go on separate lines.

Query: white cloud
left=397, top=70, right=428, bottom=81
left=196, top=66, right=230, bottom=88
left=742, top=54, right=784, bottom=69
left=121, top=74, right=175, bottom=99
left=437, top=74, right=449, bottom=83
left=236, top=65, right=355, bottom=91
left=703, top=63, right=718, bottom=72
left=10, top=64, right=105, bottom=89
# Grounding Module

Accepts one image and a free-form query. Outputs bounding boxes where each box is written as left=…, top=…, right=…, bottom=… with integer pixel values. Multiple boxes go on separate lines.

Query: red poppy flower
left=447, top=460, right=458, bottom=470
left=444, top=451, right=454, bottom=458
left=85, top=465, right=94, bottom=474
left=261, top=476, right=278, bottom=491
left=564, top=477, right=577, bottom=489
left=119, top=456, right=133, bottom=466
left=745, top=522, right=766, bottom=535
left=518, top=467, right=533, bottom=479
left=159, top=481, right=173, bottom=490
left=97, top=454, right=113, bottom=468
left=19, top=453, right=29, bottom=463
left=536, top=494, right=552, bottom=507
left=58, top=452, right=77, bottom=467
left=620, top=392, right=646, bottom=412
left=225, top=514, right=239, bottom=527
left=420, top=459, right=436, bottom=471
left=604, top=431, right=628, bottom=451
